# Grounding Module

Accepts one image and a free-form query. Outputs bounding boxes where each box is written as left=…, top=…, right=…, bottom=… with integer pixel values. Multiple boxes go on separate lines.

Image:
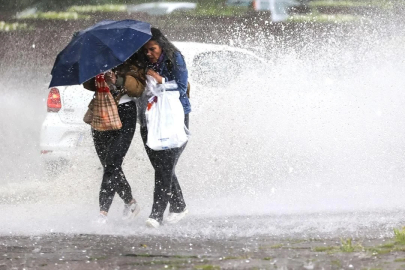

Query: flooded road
left=2, top=221, right=405, bottom=270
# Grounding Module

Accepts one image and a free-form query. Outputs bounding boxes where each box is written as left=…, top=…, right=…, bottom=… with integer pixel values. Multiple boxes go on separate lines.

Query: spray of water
left=1, top=9, right=405, bottom=237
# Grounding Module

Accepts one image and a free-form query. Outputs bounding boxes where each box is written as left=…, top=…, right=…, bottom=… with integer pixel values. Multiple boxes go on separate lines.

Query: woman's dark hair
left=149, top=27, right=179, bottom=64
left=127, top=51, right=147, bottom=69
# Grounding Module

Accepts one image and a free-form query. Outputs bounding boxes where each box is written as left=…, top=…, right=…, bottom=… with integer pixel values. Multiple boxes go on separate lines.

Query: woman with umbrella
left=139, top=28, right=191, bottom=228
left=83, top=54, right=147, bottom=223
left=48, top=20, right=153, bottom=223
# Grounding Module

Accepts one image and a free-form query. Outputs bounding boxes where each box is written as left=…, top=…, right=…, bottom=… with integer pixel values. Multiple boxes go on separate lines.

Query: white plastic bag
left=145, top=76, right=188, bottom=150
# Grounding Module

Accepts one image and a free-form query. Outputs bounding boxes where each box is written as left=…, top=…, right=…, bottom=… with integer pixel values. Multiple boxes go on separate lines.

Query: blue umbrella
left=49, top=19, right=151, bottom=88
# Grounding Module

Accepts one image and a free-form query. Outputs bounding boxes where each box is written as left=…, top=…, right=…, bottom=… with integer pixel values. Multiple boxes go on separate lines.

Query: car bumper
left=40, top=113, right=94, bottom=162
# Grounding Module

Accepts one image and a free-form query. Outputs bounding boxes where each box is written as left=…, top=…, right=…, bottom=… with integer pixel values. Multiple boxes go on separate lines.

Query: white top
left=119, top=94, right=135, bottom=104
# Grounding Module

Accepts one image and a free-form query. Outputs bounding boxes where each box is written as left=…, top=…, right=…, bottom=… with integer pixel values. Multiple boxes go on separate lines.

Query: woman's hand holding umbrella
left=104, top=71, right=117, bottom=85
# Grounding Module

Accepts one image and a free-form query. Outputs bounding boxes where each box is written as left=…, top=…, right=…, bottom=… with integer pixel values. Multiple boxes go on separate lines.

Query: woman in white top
left=83, top=54, right=146, bottom=223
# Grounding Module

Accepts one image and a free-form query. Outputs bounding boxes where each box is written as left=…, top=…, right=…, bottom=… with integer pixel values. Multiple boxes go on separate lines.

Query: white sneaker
left=166, top=208, right=188, bottom=224
left=97, top=213, right=108, bottom=224
left=145, top=218, right=160, bottom=228
left=122, top=202, right=141, bottom=220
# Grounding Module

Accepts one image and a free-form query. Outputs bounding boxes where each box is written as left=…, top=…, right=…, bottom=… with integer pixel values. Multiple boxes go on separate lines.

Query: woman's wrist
left=109, top=74, right=127, bottom=95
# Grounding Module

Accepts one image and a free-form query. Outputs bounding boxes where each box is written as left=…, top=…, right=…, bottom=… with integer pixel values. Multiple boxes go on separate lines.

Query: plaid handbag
left=90, top=74, right=122, bottom=131
left=83, top=97, right=95, bottom=124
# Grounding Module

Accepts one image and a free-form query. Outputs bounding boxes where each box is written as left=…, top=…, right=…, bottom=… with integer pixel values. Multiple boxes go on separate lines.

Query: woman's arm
left=124, top=75, right=145, bottom=97
left=171, top=52, right=188, bottom=96
left=116, top=65, right=146, bottom=98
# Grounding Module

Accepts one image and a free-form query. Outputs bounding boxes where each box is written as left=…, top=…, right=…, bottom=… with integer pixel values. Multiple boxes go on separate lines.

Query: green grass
left=17, top=11, right=90, bottom=20
left=0, top=21, right=31, bottom=31
left=123, top=253, right=199, bottom=259
left=288, top=13, right=362, bottom=23
left=194, top=265, right=221, bottom=270
left=11, top=0, right=397, bottom=24
left=394, top=227, right=405, bottom=244
left=393, top=246, right=405, bottom=252
left=310, top=1, right=374, bottom=8
left=367, top=247, right=392, bottom=255
left=67, top=1, right=248, bottom=17
left=309, top=0, right=392, bottom=9
left=340, top=238, right=357, bottom=252
left=222, top=256, right=240, bottom=260
left=128, top=259, right=191, bottom=266
left=313, top=246, right=336, bottom=252
left=379, top=242, right=395, bottom=249
left=67, top=4, right=127, bottom=13
left=363, top=230, right=405, bottom=256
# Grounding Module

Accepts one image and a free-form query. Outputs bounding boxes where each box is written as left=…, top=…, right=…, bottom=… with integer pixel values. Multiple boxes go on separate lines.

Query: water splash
left=1, top=9, right=405, bottom=237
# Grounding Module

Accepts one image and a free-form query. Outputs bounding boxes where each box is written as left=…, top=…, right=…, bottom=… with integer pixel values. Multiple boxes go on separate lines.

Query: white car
left=40, top=42, right=265, bottom=173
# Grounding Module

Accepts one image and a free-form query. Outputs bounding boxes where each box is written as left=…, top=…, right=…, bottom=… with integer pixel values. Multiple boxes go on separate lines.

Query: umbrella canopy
left=49, top=19, right=151, bottom=88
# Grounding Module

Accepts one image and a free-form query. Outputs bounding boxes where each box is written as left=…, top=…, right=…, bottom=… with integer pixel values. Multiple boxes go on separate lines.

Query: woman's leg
left=141, top=126, right=167, bottom=222
left=141, top=126, right=165, bottom=220
left=169, top=175, right=185, bottom=212
left=169, top=114, right=189, bottom=213
left=140, top=114, right=189, bottom=222
left=95, top=101, right=137, bottom=213
left=150, top=149, right=181, bottom=222
left=92, top=128, right=116, bottom=213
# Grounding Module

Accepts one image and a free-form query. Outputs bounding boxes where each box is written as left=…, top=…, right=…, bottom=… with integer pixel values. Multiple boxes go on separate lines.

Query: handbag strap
left=95, top=74, right=110, bottom=93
